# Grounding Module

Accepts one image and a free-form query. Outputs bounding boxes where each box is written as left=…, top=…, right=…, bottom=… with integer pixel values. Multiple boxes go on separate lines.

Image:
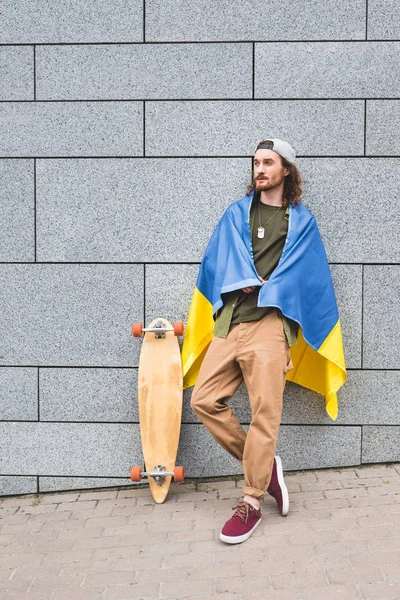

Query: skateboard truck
left=132, top=321, right=184, bottom=338
left=130, top=464, right=184, bottom=484
left=143, top=466, right=172, bottom=485
left=145, top=322, right=171, bottom=339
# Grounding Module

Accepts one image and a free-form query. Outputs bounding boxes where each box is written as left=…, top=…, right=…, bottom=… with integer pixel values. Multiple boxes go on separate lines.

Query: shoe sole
left=219, top=517, right=262, bottom=544
left=275, top=455, right=289, bottom=516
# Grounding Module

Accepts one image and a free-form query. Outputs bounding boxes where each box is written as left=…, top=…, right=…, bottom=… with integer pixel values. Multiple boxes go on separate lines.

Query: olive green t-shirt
left=213, top=195, right=299, bottom=345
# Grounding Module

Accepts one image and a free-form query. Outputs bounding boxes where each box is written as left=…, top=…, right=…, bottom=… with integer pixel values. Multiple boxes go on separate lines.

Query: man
left=182, top=139, right=346, bottom=544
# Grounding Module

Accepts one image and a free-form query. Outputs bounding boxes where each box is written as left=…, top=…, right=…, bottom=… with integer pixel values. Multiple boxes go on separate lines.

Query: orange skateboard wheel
left=173, top=466, right=184, bottom=482
left=132, top=323, right=143, bottom=337
left=130, top=466, right=142, bottom=481
left=173, top=321, right=184, bottom=336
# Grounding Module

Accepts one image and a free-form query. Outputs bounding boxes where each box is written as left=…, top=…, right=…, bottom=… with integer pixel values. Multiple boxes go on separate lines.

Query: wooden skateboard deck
left=133, top=318, right=184, bottom=503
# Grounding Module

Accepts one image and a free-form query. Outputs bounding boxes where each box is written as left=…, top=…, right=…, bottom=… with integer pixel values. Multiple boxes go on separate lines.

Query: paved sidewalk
left=1, top=463, right=400, bottom=600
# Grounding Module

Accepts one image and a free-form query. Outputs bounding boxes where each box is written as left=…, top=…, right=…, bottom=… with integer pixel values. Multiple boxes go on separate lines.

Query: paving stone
left=316, top=469, right=358, bottom=481
left=302, top=586, right=362, bottom=600
left=11, top=562, right=62, bottom=579
left=139, top=541, right=190, bottom=558
left=323, top=488, right=368, bottom=499
left=350, top=550, right=400, bottom=568
left=161, top=579, right=213, bottom=598
left=0, top=579, right=32, bottom=595
left=341, top=477, right=385, bottom=488
left=242, top=592, right=298, bottom=600
left=382, top=564, right=400, bottom=582
left=163, top=551, right=214, bottom=568
left=216, top=576, right=272, bottom=594
left=339, top=526, right=390, bottom=542
left=271, top=570, right=327, bottom=589
left=3, top=592, right=53, bottom=600
left=52, top=590, right=104, bottom=600
left=309, top=517, right=359, bottom=532
left=289, top=529, right=340, bottom=545
left=315, top=539, right=371, bottom=557
left=83, top=515, right=127, bottom=529
left=41, top=493, right=80, bottom=504
left=105, top=586, right=160, bottom=600
left=30, top=580, right=89, bottom=599
left=327, top=566, right=384, bottom=585
left=0, top=553, right=45, bottom=569
left=92, top=546, right=140, bottom=561
left=29, top=538, right=76, bottom=553
left=330, top=506, right=379, bottom=519
left=56, top=500, right=97, bottom=512
left=359, top=581, right=400, bottom=599
left=84, top=570, right=143, bottom=588
left=41, top=549, right=93, bottom=564
left=299, top=480, right=343, bottom=492
left=379, top=503, right=400, bottom=515
left=349, top=495, right=398, bottom=508
left=110, top=555, right=162, bottom=572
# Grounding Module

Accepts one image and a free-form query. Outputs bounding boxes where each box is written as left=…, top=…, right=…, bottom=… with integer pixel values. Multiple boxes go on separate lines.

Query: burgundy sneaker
left=220, top=500, right=262, bottom=544
left=267, top=455, right=289, bottom=516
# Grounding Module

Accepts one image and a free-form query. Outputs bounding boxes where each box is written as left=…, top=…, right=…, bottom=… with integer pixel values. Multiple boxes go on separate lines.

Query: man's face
left=253, top=149, right=289, bottom=192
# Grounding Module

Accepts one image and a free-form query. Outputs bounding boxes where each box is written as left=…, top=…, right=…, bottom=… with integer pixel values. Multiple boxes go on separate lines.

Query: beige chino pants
left=191, top=309, right=293, bottom=499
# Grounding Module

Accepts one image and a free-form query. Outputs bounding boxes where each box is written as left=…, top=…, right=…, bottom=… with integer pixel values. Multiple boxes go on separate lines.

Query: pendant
left=257, top=227, right=265, bottom=239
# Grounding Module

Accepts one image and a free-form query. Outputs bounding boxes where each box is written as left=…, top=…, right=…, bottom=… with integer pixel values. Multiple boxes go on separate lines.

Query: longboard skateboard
left=130, top=318, right=185, bottom=503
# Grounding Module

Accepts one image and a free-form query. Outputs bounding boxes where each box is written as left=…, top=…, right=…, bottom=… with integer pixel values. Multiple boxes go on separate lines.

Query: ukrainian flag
left=182, top=192, right=346, bottom=421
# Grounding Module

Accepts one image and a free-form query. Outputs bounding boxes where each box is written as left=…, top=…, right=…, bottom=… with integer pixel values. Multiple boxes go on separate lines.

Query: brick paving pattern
left=1, top=463, right=400, bottom=599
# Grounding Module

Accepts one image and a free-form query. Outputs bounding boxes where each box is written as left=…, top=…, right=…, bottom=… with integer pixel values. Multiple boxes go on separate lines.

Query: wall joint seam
left=252, top=42, right=255, bottom=99
left=37, top=366, right=40, bottom=421
left=364, top=99, right=367, bottom=156
left=361, top=264, right=364, bottom=369
left=2, top=39, right=400, bottom=46
left=143, top=263, right=146, bottom=327
left=33, top=44, right=36, bottom=101
left=34, top=158, right=37, bottom=262
left=143, top=100, right=146, bottom=156
left=143, top=0, right=146, bottom=44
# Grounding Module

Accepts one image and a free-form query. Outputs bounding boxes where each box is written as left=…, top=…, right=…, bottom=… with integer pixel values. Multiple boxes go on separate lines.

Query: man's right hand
left=242, top=276, right=265, bottom=294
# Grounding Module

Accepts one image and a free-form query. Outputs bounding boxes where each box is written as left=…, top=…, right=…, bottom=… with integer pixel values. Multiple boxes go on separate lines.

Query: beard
left=255, top=176, right=284, bottom=192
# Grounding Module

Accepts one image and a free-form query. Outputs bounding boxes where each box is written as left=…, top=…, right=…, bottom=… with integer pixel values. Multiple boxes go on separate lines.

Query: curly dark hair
left=246, top=142, right=303, bottom=208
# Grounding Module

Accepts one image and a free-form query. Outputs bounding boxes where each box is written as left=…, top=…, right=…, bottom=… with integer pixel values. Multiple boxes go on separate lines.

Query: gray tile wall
left=1, top=0, right=399, bottom=496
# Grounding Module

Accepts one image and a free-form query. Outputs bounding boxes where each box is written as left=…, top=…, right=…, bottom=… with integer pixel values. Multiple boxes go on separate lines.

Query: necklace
left=257, top=201, right=283, bottom=239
